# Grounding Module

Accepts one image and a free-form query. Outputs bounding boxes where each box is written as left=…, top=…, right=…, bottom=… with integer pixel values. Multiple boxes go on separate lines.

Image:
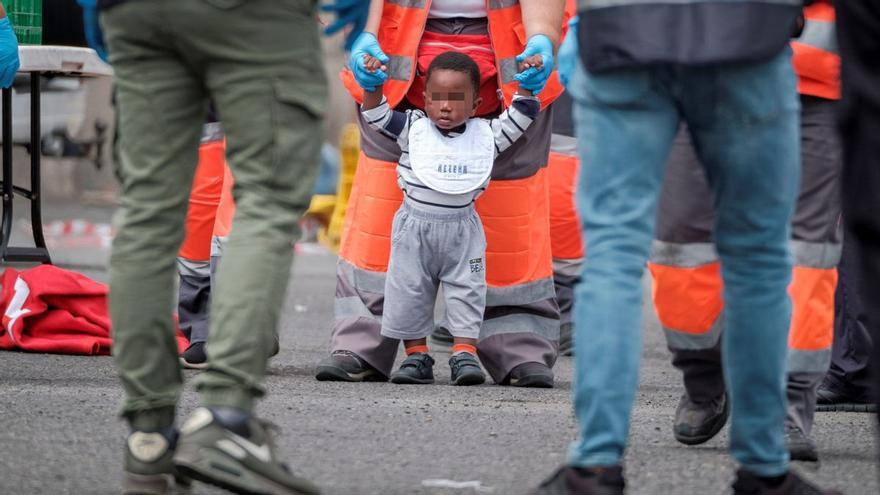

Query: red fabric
left=0, top=266, right=188, bottom=355
left=405, top=30, right=501, bottom=117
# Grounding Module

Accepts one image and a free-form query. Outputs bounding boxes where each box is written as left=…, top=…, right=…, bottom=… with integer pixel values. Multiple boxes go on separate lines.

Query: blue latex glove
left=349, top=32, right=389, bottom=92
left=77, top=0, right=108, bottom=62
left=322, top=0, right=370, bottom=51
left=556, top=16, right=578, bottom=88
left=514, top=34, right=554, bottom=95
left=0, top=17, right=20, bottom=89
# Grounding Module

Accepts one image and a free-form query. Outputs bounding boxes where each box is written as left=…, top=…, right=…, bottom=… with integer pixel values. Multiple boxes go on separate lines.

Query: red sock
left=452, top=343, right=477, bottom=355
left=405, top=344, right=430, bottom=355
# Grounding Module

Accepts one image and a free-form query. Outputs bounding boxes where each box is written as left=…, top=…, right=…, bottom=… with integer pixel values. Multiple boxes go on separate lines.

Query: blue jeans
left=568, top=49, right=800, bottom=477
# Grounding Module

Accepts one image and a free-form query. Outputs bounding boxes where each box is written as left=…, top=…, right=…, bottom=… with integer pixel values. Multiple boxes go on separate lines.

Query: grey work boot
left=785, top=424, right=819, bottom=463
left=390, top=353, right=435, bottom=384
left=732, top=469, right=841, bottom=494
left=532, top=465, right=625, bottom=495
left=173, top=408, right=321, bottom=495
left=673, top=393, right=729, bottom=445
left=504, top=362, right=554, bottom=388
left=315, top=350, right=387, bottom=382
left=124, top=428, right=190, bottom=495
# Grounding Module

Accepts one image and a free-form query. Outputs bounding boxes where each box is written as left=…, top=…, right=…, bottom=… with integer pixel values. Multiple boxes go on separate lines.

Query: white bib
left=408, top=118, right=495, bottom=195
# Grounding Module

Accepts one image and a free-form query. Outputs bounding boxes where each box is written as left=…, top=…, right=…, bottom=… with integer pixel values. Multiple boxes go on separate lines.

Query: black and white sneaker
left=315, top=350, right=387, bottom=382
left=449, top=353, right=485, bottom=386
left=390, top=353, right=435, bottom=384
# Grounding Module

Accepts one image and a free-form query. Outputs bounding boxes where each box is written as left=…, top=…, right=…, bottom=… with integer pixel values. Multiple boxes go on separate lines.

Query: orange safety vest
left=341, top=0, right=575, bottom=110
left=791, top=1, right=840, bottom=100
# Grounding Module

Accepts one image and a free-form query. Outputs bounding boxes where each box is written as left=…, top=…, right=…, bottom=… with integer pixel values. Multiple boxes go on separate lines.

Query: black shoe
left=815, top=385, right=877, bottom=412
left=533, top=465, right=625, bottom=495
left=785, top=425, right=819, bottom=462
left=732, top=469, right=841, bottom=494
left=673, top=393, right=728, bottom=445
left=180, top=342, right=208, bottom=370
left=430, top=326, right=454, bottom=347
left=449, top=353, right=485, bottom=386
left=315, top=350, right=387, bottom=382
left=390, top=353, right=435, bottom=384
left=505, top=362, right=554, bottom=388
left=559, top=323, right=574, bottom=357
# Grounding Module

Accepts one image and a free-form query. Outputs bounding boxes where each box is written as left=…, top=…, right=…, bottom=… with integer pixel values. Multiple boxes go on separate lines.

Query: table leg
left=29, top=74, right=49, bottom=263
left=1, top=87, right=13, bottom=260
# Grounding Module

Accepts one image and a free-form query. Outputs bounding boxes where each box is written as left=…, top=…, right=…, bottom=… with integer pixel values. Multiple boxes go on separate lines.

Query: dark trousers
left=837, top=0, right=880, bottom=436
left=827, top=233, right=875, bottom=402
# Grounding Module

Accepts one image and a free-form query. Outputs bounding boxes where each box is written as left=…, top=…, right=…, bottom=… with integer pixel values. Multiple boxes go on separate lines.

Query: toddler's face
left=423, top=69, right=481, bottom=130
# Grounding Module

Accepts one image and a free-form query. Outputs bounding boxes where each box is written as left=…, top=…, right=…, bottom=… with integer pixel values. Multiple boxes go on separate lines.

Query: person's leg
left=836, top=0, right=880, bottom=431
left=101, top=2, right=207, bottom=492
left=784, top=96, right=842, bottom=453
left=684, top=48, right=800, bottom=478
left=820, top=230, right=877, bottom=410
left=648, top=126, right=729, bottom=445
left=186, top=0, right=326, bottom=412
left=168, top=2, right=326, bottom=493
left=178, top=123, right=227, bottom=368
left=548, top=92, right=585, bottom=356
left=476, top=108, right=560, bottom=387
left=383, top=206, right=440, bottom=385
left=102, top=1, right=207, bottom=430
left=321, top=111, right=404, bottom=380
left=567, top=58, right=680, bottom=468
left=440, top=208, right=487, bottom=386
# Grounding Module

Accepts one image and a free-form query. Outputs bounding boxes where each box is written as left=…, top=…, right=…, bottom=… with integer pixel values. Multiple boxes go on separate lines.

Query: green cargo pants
left=102, top=0, right=326, bottom=430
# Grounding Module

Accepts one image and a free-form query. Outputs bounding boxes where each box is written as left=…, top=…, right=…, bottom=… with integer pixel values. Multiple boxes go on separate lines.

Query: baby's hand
left=362, top=54, right=387, bottom=74
left=517, top=55, right=544, bottom=73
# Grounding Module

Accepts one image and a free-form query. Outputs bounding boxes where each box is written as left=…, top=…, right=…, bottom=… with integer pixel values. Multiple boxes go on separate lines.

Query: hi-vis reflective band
left=580, top=0, right=801, bottom=8
left=795, top=18, right=839, bottom=54
left=386, top=56, right=412, bottom=82
left=409, top=118, right=495, bottom=195
left=665, top=319, right=723, bottom=350
left=788, top=348, right=832, bottom=373
left=388, top=0, right=426, bottom=8
left=651, top=240, right=842, bottom=269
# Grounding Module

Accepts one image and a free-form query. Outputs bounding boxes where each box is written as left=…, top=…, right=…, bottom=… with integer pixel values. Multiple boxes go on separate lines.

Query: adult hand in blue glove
left=556, top=17, right=578, bottom=88
left=349, top=32, right=389, bottom=92
left=322, top=0, right=370, bottom=51
left=514, top=34, right=554, bottom=95
left=0, top=16, right=19, bottom=89
left=77, top=0, right=108, bottom=62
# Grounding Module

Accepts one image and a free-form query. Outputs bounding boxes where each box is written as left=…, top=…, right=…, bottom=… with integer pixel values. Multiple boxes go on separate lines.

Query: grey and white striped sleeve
left=361, top=97, right=424, bottom=150
left=490, top=95, right=541, bottom=155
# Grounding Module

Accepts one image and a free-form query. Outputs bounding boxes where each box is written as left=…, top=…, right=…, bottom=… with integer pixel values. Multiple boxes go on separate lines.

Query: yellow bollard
left=319, top=123, right=360, bottom=252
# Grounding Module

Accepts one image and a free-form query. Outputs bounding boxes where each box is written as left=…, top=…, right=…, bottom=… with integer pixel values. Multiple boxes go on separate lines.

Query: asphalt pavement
left=1, top=239, right=878, bottom=495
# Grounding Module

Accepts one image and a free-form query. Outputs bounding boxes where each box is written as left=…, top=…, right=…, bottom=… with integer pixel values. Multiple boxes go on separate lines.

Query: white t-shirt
left=428, top=0, right=487, bottom=19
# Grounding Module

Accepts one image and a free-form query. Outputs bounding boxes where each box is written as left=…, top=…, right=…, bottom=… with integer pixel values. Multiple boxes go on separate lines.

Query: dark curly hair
left=426, top=51, right=481, bottom=95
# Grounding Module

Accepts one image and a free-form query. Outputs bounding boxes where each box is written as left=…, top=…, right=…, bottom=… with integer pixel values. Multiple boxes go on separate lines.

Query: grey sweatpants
left=381, top=201, right=487, bottom=341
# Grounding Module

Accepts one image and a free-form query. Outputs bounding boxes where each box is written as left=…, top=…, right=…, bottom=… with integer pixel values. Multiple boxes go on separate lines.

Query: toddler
left=360, top=51, right=541, bottom=385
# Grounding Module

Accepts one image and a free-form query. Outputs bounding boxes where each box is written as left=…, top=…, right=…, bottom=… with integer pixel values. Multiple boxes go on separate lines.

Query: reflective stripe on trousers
left=650, top=99, right=842, bottom=434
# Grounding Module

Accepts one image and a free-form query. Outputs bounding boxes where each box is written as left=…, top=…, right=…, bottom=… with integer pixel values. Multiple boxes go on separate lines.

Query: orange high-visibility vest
left=341, top=0, right=575, bottom=110
left=791, top=1, right=840, bottom=100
